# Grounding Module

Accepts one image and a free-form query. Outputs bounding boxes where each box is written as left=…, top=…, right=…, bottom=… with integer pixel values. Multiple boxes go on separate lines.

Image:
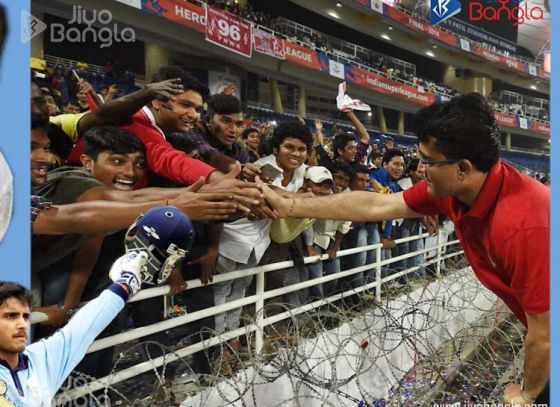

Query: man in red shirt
left=120, top=66, right=222, bottom=185
left=259, top=93, right=549, bottom=405
left=65, top=66, right=223, bottom=186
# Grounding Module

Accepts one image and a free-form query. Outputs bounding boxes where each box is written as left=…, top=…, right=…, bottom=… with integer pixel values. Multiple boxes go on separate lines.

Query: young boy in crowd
left=303, top=166, right=351, bottom=300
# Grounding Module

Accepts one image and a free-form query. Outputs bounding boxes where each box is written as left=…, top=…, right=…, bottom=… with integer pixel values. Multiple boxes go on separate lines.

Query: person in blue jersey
left=0, top=250, right=147, bottom=406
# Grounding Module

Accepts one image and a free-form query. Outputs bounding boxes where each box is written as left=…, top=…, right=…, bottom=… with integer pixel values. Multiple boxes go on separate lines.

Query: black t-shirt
left=32, top=166, right=103, bottom=273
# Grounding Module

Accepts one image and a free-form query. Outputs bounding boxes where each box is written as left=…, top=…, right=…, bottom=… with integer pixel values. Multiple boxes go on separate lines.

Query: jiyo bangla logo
left=469, top=0, right=544, bottom=26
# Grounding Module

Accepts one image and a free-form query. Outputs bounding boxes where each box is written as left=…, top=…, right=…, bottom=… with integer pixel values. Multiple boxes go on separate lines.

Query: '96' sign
left=205, top=6, right=252, bottom=58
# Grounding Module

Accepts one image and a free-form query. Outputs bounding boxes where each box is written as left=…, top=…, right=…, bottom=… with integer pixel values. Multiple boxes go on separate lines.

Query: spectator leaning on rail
left=0, top=252, right=148, bottom=406
left=303, top=165, right=351, bottom=300
left=258, top=93, right=550, bottom=406
left=394, top=158, right=427, bottom=276
left=370, top=149, right=405, bottom=279
left=213, top=121, right=312, bottom=352
left=339, top=164, right=371, bottom=292
left=31, top=84, right=250, bottom=324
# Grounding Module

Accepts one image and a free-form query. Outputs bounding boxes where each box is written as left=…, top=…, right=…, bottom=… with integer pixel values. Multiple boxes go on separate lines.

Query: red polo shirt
left=66, top=107, right=216, bottom=186
left=403, top=161, right=549, bottom=326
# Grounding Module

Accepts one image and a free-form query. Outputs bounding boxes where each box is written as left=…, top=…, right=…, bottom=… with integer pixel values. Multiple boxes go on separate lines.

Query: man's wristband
left=109, top=283, right=131, bottom=302
left=520, top=379, right=538, bottom=402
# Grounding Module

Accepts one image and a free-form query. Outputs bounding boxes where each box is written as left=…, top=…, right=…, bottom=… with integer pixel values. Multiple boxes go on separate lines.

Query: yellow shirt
left=49, top=112, right=87, bottom=143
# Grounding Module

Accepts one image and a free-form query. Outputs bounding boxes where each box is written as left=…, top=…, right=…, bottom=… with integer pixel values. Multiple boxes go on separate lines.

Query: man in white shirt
left=213, top=122, right=312, bottom=351
left=303, top=166, right=352, bottom=300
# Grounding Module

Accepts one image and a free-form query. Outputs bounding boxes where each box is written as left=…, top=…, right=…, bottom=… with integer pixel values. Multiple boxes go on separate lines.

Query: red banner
left=141, top=0, right=205, bottom=33
left=473, top=46, right=501, bottom=63
left=253, top=28, right=285, bottom=59
left=538, top=69, right=550, bottom=80
left=529, top=121, right=550, bottom=137
left=380, top=5, right=545, bottom=79
left=494, top=111, right=517, bottom=128
left=284, top=42, right=322, bottom=70
left=205, top=6, right=252, bottom=58
left=346, top=66, right=437, bottom=106
left=384, top=7, right=458, bottom=47
left=501, top=56, right=525, bottom=71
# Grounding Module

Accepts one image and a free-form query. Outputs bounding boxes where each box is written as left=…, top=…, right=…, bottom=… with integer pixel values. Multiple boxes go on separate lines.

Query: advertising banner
left=384, top=6, right=459, bottom=47
left=141, top=0, right=205, bottom=33
left=284, top=42, right=323, bottom=70
left=494, top=111, right=518, bottom=128
left=370, top=0, right=384, bottom=14
left=529, top=121, right=551, bottom=137
left=329, top=59, right=346, bottom=79
left=346, top=66, right=437, bottom=106
left=253, top=28, right=285, bottom=59
left=205, top=5, right=252, bottom=58
left=208, top=71, right=241, bottom=96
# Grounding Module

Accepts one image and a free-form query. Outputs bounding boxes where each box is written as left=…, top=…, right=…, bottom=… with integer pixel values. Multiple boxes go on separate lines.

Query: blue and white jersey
left=0, top=286, right=126, bottom=406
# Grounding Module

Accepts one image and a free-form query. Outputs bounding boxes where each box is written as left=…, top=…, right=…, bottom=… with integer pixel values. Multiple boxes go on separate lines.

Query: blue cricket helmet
left=124, top=206, right=195, bottom=285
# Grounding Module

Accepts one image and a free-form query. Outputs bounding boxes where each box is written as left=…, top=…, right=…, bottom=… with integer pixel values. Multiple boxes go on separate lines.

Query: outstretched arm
left=78, top=79, right=185, bottom=133
left=27, top=252, right=147, bottom=395
left=32, top=187, right=247, bottom=235
left=259, top=180, right=421, bottom=222
left=32, top=200, right=167, bottom=235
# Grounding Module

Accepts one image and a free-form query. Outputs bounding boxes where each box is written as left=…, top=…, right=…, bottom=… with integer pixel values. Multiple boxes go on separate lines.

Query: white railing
left=53, top=232, right=464, bottom=403
left=194, top=0, right=455, bottom=101
left=273, top=17, right=417, bottom=75
left=43, top=54, right=146, bottom=82
left=44, top=55, right=105, bottom=75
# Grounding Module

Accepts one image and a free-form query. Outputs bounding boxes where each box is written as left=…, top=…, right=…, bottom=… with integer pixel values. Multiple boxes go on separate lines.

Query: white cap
left=305, top=166, right=333, bottom=184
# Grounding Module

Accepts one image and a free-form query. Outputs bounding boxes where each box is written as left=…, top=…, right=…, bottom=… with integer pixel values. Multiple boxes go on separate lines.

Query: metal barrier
left=43, top=54, right=146, bottom=82
left=53, top=232, right=464, bottom=403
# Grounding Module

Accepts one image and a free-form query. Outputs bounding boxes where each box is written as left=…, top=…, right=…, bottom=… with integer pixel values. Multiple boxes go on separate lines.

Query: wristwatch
left=57, top=301, right=80, bottom=317
left=520, top=379, right=538, bottom=402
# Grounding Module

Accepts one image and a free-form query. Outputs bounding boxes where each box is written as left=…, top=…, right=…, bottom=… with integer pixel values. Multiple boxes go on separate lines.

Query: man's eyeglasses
left=415, top=145, right=461, bottom=167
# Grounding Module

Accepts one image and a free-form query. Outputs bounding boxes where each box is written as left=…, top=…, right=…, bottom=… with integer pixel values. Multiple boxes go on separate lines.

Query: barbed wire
left=58, top=253, right=525, bottom=407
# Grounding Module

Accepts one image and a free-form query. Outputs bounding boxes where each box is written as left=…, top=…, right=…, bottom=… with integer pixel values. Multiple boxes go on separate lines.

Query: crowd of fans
left=32, top=61, right=466, bottom=388
left=34, top=58, right=139, bottom=114
left=20, top=1, right=550, bottom=403
left=31, top=14, right=549, bottom=387
left=207, top=1, right=548, bottom=120
left=489, top=94, right=550, bottom=122
left=205, top=0, right=274, bottom=27
left=200, top=0, right=458, bottom=98
left=273, top=18, right=459, bottom=98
